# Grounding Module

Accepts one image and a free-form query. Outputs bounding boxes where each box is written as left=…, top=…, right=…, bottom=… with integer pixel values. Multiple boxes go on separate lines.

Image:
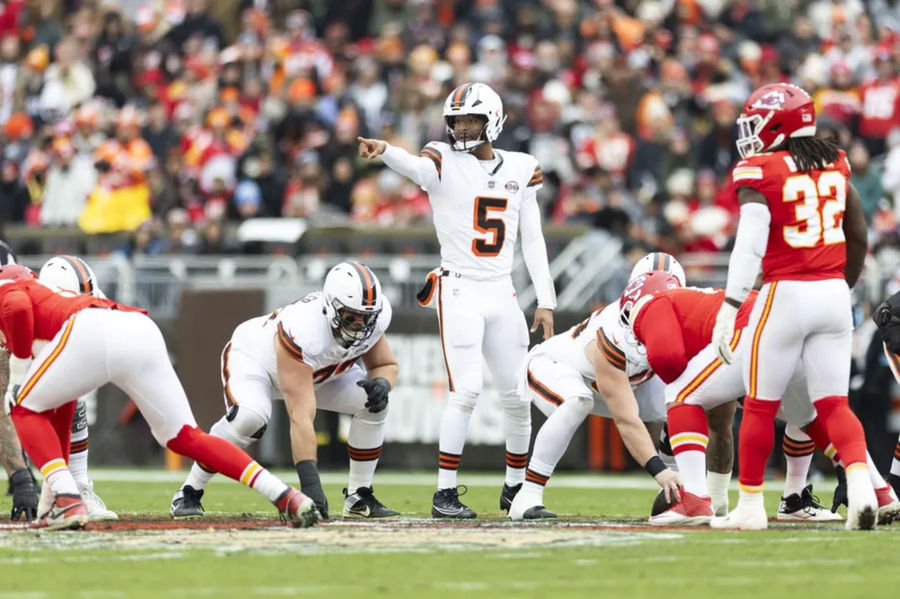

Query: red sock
left=738, top=397, right=781, bottom=488
left=166, top=425, right=255, bottom=482
left=50, top=401, right=76, bottom=463
left=10, top=405, right=66, bottom=469
left=803, top=416, right=841, bottom=463
left=668, top=403, right=709, bottom=453
left=813, top=396, right=866, bottom=468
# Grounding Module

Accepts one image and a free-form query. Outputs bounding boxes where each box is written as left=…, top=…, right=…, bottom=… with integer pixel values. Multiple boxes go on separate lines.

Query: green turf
left=0, top=471, right=893, bottom=599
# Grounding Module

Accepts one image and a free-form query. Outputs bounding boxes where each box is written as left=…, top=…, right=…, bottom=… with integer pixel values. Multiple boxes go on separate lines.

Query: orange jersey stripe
left=276, top=322, right=305, bottom=363
left=437, top=277, right=455, bottom=392
left=527, top=369, right=564, bottom=406
left=597, top=328, right=626, bottom=370
left=17, top=316, right=77, bottom=404
left=749, top=283, right=778, bottom=398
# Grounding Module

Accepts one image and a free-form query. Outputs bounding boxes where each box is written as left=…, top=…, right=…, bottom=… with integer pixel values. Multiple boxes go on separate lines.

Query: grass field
left=0, top=469, right=895, bottom=599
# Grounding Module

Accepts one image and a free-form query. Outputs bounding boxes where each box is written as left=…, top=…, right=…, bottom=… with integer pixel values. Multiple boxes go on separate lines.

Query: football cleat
left=342, top=486, right=400, bottom=518
left=499, top=483, right=522, bottom=512
left=431, top=486, right=477, bottom=519
left=275, top=487, right=320, bottom=528
left=875, top=486, right=900, bottom=525
left=710, top=502, right=768, bottom=530
left=845, top=467, right=877, bottom=530
left=78, top=481, right=118, bottom=521
left=32, top=493, right=89, bottom=531
left=776, top=484, right=842, bottom=522
left=170, top=485, right=205, bottom=519
left=521, top=505, right=556, bottom=520
left=650, top=491, right=714, bottom=526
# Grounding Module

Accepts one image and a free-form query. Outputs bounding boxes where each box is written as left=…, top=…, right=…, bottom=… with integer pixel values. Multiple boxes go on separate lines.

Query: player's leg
left=105, top=311, right=316, bottom=527
left=799, top=280, right=876, bottom=529
left=315, top=366, right=398, bottom=518
left=482, top=288, right=531, bottom=510
left=706, top=400, right=737, bottom=516
left=64, top=394, right=117, bottom=521
left=880, top=345, right=900, bottom=501
left=509, top=356, right=592, bottom=520
left=433, top=276, right=485, bottom=517
left=712, top=282, right=801, bottom=530
left=172, top=342, right=274, bottom=517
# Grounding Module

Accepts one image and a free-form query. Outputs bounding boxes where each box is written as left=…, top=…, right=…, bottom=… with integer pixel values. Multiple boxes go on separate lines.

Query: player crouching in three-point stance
left=0, top=265, right=318, bottom=530
left=358, top=82, right=556, bottom=518
left=171, top=262, right=399, bottom=520
left=709, top=83, right=875, bottom=530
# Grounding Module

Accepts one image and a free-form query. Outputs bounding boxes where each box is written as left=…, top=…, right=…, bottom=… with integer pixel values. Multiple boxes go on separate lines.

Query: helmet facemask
left=445, top=115, right=489, bottom=152
left=327, top=297, right=380, bottom=349
left=735, top=111, right=769, bottom=159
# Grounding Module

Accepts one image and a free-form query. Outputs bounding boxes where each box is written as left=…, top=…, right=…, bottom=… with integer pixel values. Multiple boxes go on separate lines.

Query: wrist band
left=724, top=297, right=742, bottom=309
left=644, top=455, right=666, bottom=477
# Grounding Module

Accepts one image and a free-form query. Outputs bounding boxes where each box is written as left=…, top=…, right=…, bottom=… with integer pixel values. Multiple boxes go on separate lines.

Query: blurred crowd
left=0, top=0, right=899, bottom=256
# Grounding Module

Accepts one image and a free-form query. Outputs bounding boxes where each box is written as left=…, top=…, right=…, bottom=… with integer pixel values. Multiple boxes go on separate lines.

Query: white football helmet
left=443, top=82, right=506, bottom=152
left=629, top=252, right=686, bottom=287
left=323, top=262, right=383, bottom=348
left=39, top=255, right=98, bottom=295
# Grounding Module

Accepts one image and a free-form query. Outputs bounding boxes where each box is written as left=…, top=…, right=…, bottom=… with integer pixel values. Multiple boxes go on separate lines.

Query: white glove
left=4, top=384, right=17, bottom=415
left=5, top=356, right=32, bottom=414
left=712, top=302, right=739, bottom=364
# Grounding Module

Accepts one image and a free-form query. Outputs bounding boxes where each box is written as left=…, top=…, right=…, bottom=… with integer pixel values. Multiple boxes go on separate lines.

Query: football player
left=872, top=292, right=900, bottom=500
left=36, top=255, right=117, bottom=521
left=710, top=83, right=874, bottom=529
left=358, top=82, right=556, bottom=518
left=630, top=285, right=898, bottom=525
left=508, top=266, right=684, bottom=520
left=171, top=262, right=399, bottom=520
left=0, top=265, right=318, bottom=530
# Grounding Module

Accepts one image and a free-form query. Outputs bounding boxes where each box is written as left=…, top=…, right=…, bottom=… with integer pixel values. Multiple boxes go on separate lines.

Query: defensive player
left=358, top=82, right=556, bottom=518
left=0, top=265, right=318, bottom=530
left=631, top=285, right=898, bottom=525
left=171, top=262, right=398, bottom=520
left=872, top=292, right=900, bottom=499
left=709, top=83, right=874, bottom=529
left=36, top=255, right=117, bottom=521
left=509, top=269, right=683, bottom=520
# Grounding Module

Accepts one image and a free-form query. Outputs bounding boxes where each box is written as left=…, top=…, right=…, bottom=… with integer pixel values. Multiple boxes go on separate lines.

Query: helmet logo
left=751, top=90, right=785, bottom=111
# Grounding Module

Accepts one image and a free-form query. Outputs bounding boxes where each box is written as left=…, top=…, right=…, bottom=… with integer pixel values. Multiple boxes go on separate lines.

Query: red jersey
left=632, top=287, right=758, bottom=384
left=730, top=149, right=850, bottom=283
left=0, top=280, right=145, bottom=359
left=859, top=78, right=900, bottom=139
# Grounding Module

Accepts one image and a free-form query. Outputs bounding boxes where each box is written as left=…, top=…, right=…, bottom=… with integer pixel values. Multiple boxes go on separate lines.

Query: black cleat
left=522, top=505, right=557, bottom=520
left=431, top=486, right=477, bottom=519
left=170, top=485, right=205, bottom=518
left=343, top=486, right=400, bottom=518
left=500, top=483, right=522, bottom=512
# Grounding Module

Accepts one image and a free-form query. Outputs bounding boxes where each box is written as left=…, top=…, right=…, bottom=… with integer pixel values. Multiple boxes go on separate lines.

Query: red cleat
left=649, top=491, right=714, bottom=526
left=31, top=493, right=89, bottom=531
left=875, top=486, right=900, bottom=525
left=274, top=487, right=321, bottom=528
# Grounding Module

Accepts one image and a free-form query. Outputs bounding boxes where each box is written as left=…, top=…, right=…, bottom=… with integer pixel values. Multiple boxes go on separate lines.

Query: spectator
left=38, top=37, right=96, bottom=122
left=41, top=137, right=96, bottom=226
left=848, top=141, right=884, bottom=223
left=0, top=160, right=28, bottom=227
left=164, top=0, right=224, bottom=52
left=859, top=50, right=900, bottom=157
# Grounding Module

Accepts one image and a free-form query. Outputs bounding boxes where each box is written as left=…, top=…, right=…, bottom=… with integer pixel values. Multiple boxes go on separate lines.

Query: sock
left=50, top=402, right=76, bottom=463
left=501, top=395, right=531, bottom=486
left=437, top=393, right=474, bottom=489
left=523, top=461, right=551, bottom=502
left=10, top=405, right=79, bottom=496
left=69, top=399, right=90, bottom=486
left=668, top=403, right=709, bottom=497
left=526, top=397, right=593, bottom=489
left=866, top=451, right=888, bottom=489
left=782, top=425, right=815, bottom=497
left=804, top=416, right=841, bottom=466
left=166, top=425, right=288, bottom=503
left=707, top=471, right=731, bottom=515
left=346, top=413, right=385, bottom=495
left=737, top=397, right=781, bottom=489
left=811, top=396, right=867, bottom=469
left=183, top=414, right=253, bottom=491
left=736, top=486, right=765, bottom=511
left=891, top=440, right=900, bottom=478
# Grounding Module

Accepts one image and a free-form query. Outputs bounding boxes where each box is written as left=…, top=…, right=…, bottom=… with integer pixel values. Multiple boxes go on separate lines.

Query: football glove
left=10, top=468, right=37, bottom=521
left=296, top=460, right=328, bottom=520
left=357, top=377, right=391, bottom=414
left=831, top=465, right=848, bottom=513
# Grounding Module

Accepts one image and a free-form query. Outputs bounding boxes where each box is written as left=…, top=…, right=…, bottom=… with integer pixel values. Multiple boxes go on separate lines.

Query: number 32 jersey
left=417, top=141, right=543, bottom=279
left=730, top=149, right=850, bottom=282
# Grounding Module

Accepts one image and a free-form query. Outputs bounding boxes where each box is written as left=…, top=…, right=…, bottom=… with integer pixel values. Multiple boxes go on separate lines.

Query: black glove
left=831, top=465, right=848, bottom=513
left=296, top=460, right=328, bottom=519
left=357, top=377, right=391, bottom=413
left=874, top=295, right=900, bottom=354
left=10, top=468, right=37, bottom=521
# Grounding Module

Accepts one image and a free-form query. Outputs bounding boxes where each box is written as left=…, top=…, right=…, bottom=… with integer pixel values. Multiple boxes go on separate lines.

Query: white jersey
left=229, top=291, right=392, bottom=389
left=418, top=141, right=543, bottom=279
left=533, top=303, right=653, bottom=387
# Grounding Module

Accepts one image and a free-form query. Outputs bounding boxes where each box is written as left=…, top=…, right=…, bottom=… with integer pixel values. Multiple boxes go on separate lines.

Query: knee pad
left=223, top=405, right=269, bottom=440
left=447, top=391, right=478, bottom=413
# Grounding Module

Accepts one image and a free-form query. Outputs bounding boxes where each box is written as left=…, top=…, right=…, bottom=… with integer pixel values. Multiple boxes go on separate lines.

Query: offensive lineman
left=358, top=82, right=556, bottom=518
left=171, top=262, right=399, bottom=519
left=709, top=83, right=875, bottom=529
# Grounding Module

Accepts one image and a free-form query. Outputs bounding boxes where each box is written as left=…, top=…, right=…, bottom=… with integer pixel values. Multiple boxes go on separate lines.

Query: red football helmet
left=618, top=271, right=681, bottom=326
left=0, top=264, right=35, bottom=282
left=736, top=83, right=816, bottom=159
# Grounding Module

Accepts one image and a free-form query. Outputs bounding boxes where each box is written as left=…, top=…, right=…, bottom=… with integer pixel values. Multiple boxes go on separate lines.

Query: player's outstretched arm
left=843, top=183, right=867, bottom=288
left=520, top=188, right=555, bottom=339
left=357, top=137, right=439, bottom=189
left=587, top=341, right=681, bottom=501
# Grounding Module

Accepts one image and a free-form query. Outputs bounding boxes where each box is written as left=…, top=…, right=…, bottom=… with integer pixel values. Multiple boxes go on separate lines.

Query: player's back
left=732, top=149, right=850, bottom=283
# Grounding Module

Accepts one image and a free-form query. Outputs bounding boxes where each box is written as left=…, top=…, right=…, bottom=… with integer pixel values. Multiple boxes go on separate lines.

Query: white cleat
left=776, top=484, right=843, bottom=522
left=845, top=467, right=877, bottom=530
left=710, top=503, right=768, bottom=530
left=78, top=481, right=118, bottom=521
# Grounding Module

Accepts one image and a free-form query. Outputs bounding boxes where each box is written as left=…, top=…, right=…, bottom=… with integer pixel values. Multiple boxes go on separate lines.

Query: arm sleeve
left=0, top=291, right=34, bottom=359
left=381, top=143, right=440, bottom=191
left=724, top=202, right=771, bottom=303
left=633, top=298, right=688, bottom=384
left=519, top=187, right=556, bottom=309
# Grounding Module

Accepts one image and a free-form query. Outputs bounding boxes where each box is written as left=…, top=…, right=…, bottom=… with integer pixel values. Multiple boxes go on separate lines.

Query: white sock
left=184, top=461, right=217, bottom=491
left=241, top=462, right=289, bottom=503
left=782, top=426, right=815, bottom=497
left=501, top=396, right=530, bottom=486
left=437, top=394, right=474, bottom=489
left=673, top=449, right=707, bottom=497
left=867, top=451, right=888, bottom=489
left=69, top=400, right=90, bottom=485
left=41, top=460, right=79, bottom=496
left=347, top=414, right=385, bottom=495
left=707, top=471, right=731, bottom=515
left=737, top=487, right=765, bottom=511
left=528, top=397, right=592, bottom=482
